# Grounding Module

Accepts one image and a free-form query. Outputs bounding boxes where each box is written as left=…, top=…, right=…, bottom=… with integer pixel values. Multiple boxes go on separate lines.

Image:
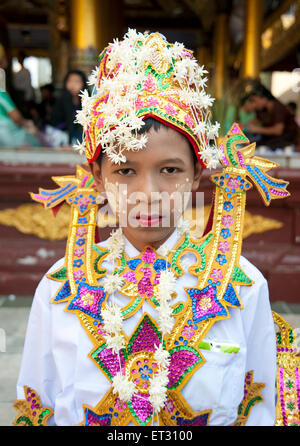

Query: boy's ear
left=191, top=163, right=203, bottom=192
left=89, top=161, right=105, bottom=193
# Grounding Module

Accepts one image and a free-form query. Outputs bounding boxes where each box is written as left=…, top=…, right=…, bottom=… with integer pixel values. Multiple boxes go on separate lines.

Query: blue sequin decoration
left=246, top=165, right=270, bottom=202
left=54, top=280, right=71, bottom=302
left=253, top=166, right=287, bottom=188
left=222, top=282, right=241, bottom=308
left=127, top=259, right=142, bottom=270
left=153, top=258, right=171, bottom=273
left=84, top=409, right=112, bottom=426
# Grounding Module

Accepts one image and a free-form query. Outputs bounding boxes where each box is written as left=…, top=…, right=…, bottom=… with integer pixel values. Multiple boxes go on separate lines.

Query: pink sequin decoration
left=222, top=215, right=234, bottom=227
left=142, top=248, right=156, bottom=264
left=130, top=320, right=161, bottom=354
left=218, top=241, right=229, bottom=253
left=237, top=151, right=246, bottom=168
left=135, top=97, right=145, bottom=109
left=122, top=270, right=137, bottom=283
left=164, top=103, right=177, bottom=117
left=270, top=188, right=289, bottom=197
left=73, top=270, right=84, bottom=280
left=144, top=75, right=157, bottom=93
left=138, top=268, right=153, bottom=298
left=75, top=286, right=104, bottom=315
left=184, top=114, right=194, bottom=127
left=168, top=349, right=199, bottom=388
left=232, top=125, right=240, bottom=134
left=210, top=269, right=223, bottom=281
left=96, top=117, right=105, bottom=129
left=193, top=287, right=222, bottom=320
left=227, top=177, right=239, bottom=189
left=97, top=348, right=126, bottom=377
left=76, top=227, right=87, bottom=237
left=74, top=248, right=85, bottom=257
left=147, top=96, right=160, bottom=107
left=131, top=392, right=153, bottom=423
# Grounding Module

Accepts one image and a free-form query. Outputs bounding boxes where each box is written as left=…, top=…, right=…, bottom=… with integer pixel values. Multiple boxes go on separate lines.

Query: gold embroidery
left=13, top=386, right=54, bottom=426
left=232, top=371, right=265, bottom=426
left=273, top=312, right=300, bottom=426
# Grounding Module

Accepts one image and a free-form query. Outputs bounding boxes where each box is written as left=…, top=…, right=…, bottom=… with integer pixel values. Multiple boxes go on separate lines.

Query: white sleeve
left=239, top=257, right=276, bottom=426
left=16, top=263, right=63, bottom=426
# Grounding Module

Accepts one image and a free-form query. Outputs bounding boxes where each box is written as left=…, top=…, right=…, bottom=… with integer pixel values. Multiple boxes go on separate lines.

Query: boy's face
left=90, top=125, right=202, bottom=251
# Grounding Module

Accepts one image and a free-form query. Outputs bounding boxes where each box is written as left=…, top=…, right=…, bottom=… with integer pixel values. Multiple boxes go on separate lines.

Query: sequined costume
left=13, top=30, right=299, bottom=427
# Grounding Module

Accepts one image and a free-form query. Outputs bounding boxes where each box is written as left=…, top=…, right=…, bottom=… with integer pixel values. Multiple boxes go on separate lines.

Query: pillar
left=70, top=0, right=124, bottom=75
left=242, top=0, right=264, bottom=79
left=212, top=13, right=229, bottom=100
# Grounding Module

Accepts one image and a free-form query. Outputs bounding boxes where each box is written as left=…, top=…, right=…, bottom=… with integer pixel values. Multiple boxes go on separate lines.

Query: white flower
left=72, top=139, right=85, bottom=155
left=206, top=122, right=220, bottom=139
left=194, top=122, right=207, bottom=135
left=157, top=311, right=174, bottom=335
left=169, top=41, right=184, bottom=59
left=112, top=372, right=136, bottom=402
left=154, top=344, right=171, bottom=369
left=106, top=228, right=125, bottom=261
left=87, top=66, right=99, bottom=87
left=102, top=304, right=124, bottom=334
left=200, top=145, right=221, bottom=170
left=148, top=370, right=169, bottom=412
left=104, top=333, right=126, bottom=354
left=102, top=273, right=124, bottom=294
left=157, top=269, right=177, bottom=298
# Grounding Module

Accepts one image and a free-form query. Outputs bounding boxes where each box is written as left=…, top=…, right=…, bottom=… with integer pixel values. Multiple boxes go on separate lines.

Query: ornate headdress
left=74, top=29, right=221, bottom=169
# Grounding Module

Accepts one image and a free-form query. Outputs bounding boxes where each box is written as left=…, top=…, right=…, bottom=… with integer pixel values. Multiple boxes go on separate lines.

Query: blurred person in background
left=38, top=83, right=55, bottom=126
left=240, top=84, right=298, bottom=150
left=12, top=50, right=35, bottom=118
left=0, top=44, right=40, bottom=147
left=49, top=70, right=86, bottom=146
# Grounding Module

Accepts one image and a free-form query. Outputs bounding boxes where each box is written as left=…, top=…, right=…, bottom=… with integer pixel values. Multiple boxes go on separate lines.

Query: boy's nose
left=137, top=175, right=161, bottom=206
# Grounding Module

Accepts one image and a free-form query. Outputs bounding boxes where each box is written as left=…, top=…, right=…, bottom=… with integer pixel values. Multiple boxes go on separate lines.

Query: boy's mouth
left=136, top=214, right=163, bottom=227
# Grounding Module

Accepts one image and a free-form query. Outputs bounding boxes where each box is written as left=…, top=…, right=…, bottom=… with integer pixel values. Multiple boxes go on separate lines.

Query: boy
left=13, top=30, right=297, bottom=427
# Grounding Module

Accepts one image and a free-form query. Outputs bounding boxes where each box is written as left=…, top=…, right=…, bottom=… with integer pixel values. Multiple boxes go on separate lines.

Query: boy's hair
left=96, top=117, right=198, bottom=169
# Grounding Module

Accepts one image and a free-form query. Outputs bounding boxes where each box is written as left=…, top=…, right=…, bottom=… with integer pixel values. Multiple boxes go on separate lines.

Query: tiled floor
left=0, top=296, right=299, bottom=426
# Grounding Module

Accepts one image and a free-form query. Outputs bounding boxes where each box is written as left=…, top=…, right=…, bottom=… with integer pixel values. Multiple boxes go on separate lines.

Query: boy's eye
left=117, top=168, right=135, bottom=176
left=162, top=167, right=180, bottom=174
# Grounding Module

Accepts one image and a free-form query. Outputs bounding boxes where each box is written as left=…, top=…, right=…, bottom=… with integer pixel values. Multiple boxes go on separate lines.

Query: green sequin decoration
left=277, top=332, right=282, bottom=345
left=38, top=409, right=50, bottom=425
left=172, top=303, right=184, bottom=315
left=92, top=244, right=109, bottom=275
left=231, top=266, right=252, bottom=284
left=226, top=135, right=248, bottom=167
left=15, top=416, right=34, bottom=426
left=171, top=232, right=213, bottom=275
left=288, top=329, right=294, bottom=344
left=244, top=396, right=263, bottom=416
left=121, top=296, right=142, bottom=317
left=49, top=267, right=67, bottom=280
